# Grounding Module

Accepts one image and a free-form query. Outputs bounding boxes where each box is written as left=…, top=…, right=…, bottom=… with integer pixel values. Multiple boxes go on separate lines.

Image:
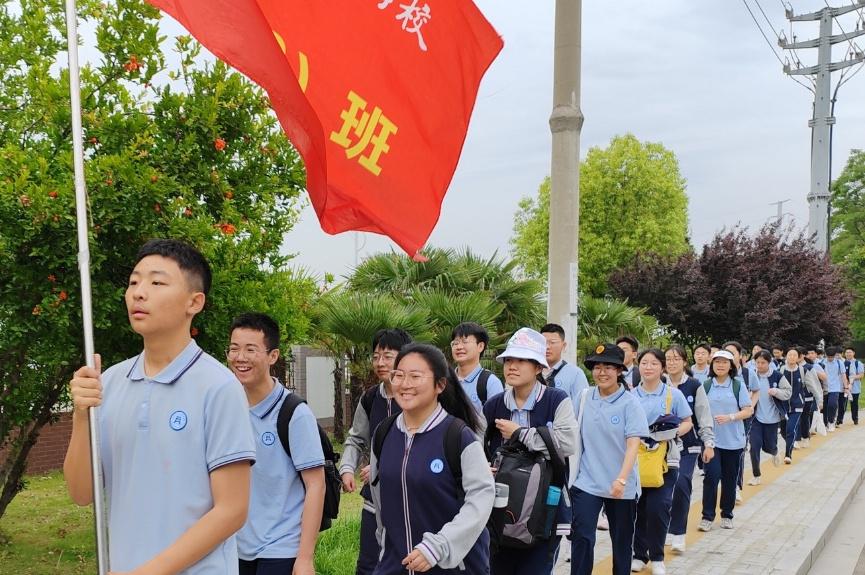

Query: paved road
left=808, top=463, right=865, bottom=575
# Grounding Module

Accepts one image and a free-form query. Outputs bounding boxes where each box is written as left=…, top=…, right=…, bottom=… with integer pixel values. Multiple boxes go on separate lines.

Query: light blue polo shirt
left=691, top=365, right=710, bottom=381
left=704, top=377, right=752, bottom=450
left=633, top=383, right=692, bottom=425
left=237, top=383, right=325, bottom=560
left=547, top=360, right=589, bottom=413
left=754, top=371, right=782, bottom=424
left=572, top=386, right=649, bottom=499
left=458, top=364, right=504, bottom=413
left=99, top=340, right=256, bottom=573
left=848, top=360, right=864, bottom=394
left=824, top=359, right=846, bottom=393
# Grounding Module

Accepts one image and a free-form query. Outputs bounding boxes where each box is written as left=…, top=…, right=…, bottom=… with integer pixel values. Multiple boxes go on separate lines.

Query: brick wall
left=11, top=412, right=74, bottom=475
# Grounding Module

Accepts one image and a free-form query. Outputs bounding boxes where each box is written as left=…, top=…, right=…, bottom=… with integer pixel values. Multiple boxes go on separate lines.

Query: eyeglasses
left=450, top=337, right=476, bottom=348
left=592, top=364, right=619, bottom=372
left=390, top=370, right=433, bottom=385
left=665, top=356, right=684, bottom=363
left=372, top=352, right=398, bottom=364
left=226, top=346, right=268, bottom=360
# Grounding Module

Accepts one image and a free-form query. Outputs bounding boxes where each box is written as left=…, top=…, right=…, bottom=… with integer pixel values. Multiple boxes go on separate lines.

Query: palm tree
left=577, top=295, right=669, bottom=363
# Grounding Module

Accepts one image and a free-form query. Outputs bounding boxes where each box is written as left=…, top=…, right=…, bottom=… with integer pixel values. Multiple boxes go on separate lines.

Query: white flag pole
left=64, top=1, right=110, bottom=572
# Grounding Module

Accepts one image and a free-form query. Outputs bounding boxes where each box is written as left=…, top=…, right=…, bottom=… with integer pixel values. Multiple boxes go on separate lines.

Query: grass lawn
left=0, top=471, right=364, bottom=575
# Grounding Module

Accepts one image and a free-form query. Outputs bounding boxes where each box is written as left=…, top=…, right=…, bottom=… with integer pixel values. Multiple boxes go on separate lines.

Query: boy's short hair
left=135, top=239, right=212, bottom=295
left=694, top=342, right=712, bottom=355
left=451, top=322, right=490, bottom=348
left=230, top=312, right=280, bottom=351
left=752, top=341, right=769, bottom=350
left=845, top=346, right=856, bottom=353
left=372, top=328, right=412, bottom=352
left=616, top=335, right=639, bottom=351
left=723, top=341, right=745, bottom=355
left=540, top=323, right=566, bottom=340
left=825, top=345, right=840, bottom=356
left=771, top=343, right=784, bottom=352
left=804, top=344, right=818, bottom=354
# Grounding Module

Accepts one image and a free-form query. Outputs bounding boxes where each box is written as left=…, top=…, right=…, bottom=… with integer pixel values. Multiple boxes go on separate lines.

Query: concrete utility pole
left=770, top=198, right=791, bottom=225
left=547, top=0, right=583, bottom=364
left=780, top=1, right=865, bottom=253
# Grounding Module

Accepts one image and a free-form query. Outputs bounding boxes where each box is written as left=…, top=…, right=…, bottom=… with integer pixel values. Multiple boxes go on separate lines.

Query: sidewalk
left=554, top=421, right=865, bottom=575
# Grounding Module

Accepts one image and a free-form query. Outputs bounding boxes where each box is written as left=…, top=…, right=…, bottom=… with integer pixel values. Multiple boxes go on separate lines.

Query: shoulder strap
left=371, top=413, right=400, bottom=464
left=535, top=425, right=567, bottom=488
left=276, top=391, right=304, bottom=458
left=732, top=378, right=741, bottom=410
left=478, top=369, right=491, bottom=403
left=443, top=418, right=466, bottom=493
left=703, top=379, right=712, bottom=395
left=665, top=384, right=673, bottom=415
left=360, top=385, right=377, bottom=419
left=546, top=362, right=567, bottom=388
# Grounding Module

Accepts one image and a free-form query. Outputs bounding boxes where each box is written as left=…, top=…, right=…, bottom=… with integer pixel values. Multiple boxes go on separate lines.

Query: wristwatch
left=616, top=477, right=627, bottom=486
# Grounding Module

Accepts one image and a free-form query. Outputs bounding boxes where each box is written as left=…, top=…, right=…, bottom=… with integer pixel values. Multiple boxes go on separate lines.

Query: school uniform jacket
left=370, top=406, right=494, bottom=574
left=670, top=375, right=716, bottom=452
left=780, top=366, right=823, bottom=410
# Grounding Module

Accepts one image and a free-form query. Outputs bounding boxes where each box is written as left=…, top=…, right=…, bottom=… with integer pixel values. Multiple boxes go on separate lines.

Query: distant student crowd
left=64, top=239, right=863, bottom=575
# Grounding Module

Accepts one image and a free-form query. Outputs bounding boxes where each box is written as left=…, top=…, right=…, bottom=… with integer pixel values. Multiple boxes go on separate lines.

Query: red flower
left=150, top=174, right=159, bottom=183
left=214, top=138, right=227, bottom=151
left=124, top=55, right=140, bottom=73
left=184, top=207, right=193, bottom=217
left=48, top=190, right=58, bottom=199
left=154, top=203, right=161, bottom=213
left=89, top=137, right=99, bottom=145
left=105, top=178, right=113, bottom=186
left=32, top=305, right=42, bottom=316
left=190, top=327, right=199, bottom=337
left=59, top=291, right=68, bottom=301
left=224, top=190, right=234, bottom=200
left=48, top=274, right=56, bottom=283
left=219, top=223, right=236, bottom=235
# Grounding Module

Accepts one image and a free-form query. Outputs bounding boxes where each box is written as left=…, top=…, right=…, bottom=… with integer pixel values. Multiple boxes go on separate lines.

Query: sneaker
left=784, top=456, right=792, bottom=464
left=671, top=534, right=686, bottom=553
left=652, top=562, right=666, bottom=575
left=793, top=441, right=801, bottom=449
left=773, top=453, right=782, bottom=467
left=747, top=476, right=762, bottom=486
left=735, top=488, right=743, bottom=503
left=597, top=511, right=609, bottom=531
left=829, top=423, right=836, bottom=433
left=698, top=519, right=712, bottom=532
left=721, top=517, right=734, bottom=529
left=665, top=533, right=672, bottom=546
left=802, top=438, right=810, bottom=448
left=631, top=559, right=647, bottom=572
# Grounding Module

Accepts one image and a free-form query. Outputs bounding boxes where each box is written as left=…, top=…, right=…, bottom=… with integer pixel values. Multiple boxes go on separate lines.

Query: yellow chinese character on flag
left=330, top=91, right=398, bottom=176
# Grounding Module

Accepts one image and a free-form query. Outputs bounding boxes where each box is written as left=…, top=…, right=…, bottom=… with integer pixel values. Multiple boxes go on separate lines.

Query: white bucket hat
left=496, top=327, right=549, bottom=368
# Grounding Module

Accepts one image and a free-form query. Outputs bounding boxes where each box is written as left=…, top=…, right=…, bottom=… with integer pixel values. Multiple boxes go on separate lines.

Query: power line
left=757, top=0, right=806, bottom=68
left=743, top=0, right=816, bottom=92
left=820, top=0, right=865, bottom=90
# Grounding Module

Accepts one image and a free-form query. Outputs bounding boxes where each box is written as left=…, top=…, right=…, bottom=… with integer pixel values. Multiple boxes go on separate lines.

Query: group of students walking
left=62, top=238, right=862, bottom=575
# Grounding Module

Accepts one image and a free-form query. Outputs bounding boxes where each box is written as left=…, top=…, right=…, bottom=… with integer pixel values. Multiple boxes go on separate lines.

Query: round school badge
left=262, top=432, right=276, bottom=446
left=169, top=410, right=188, bottom=431
left=610, top=415, right=621, bottom=425
left=687, top=395, right=694, bottom=403
left=429, top=459, right=444, bottom=474
left=596, top=345, right=606, bottom=355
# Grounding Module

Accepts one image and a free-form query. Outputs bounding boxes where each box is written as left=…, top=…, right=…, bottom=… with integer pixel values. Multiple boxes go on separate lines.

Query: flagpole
left=64, top=1, right=110, bottom=573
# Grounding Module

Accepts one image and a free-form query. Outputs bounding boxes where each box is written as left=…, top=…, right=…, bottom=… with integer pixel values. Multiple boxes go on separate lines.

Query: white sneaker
left=698, top=519, right=712, bottom=532
left=665, top=533, right=672, bottom=546
left=652, top=562, right=666, bottom=575
left=784, top=456, right=792, bottom=464
left=772, top=453, right=782, bottom=467
left=671, top=534, right=686, bottom=553
left=829, top=423, right=836, bottom=432
left=631, top=559, right=647, bottom=572
left=802, top=438, right=810, bottom=448
left=793, top=441, right=801, bottom=449
left=747, top=476, right=762, bottom=486
left=721, top=517, right=734, bottom=529
left=597, top=512, right=609, bottom=531
left=735, top=488, right=743, bottom=503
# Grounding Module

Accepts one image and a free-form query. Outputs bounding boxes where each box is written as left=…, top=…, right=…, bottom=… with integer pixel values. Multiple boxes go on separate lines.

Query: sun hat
left=584, top=342, right=626, bottom=370
left=496, top=327, right=549, bottom=368
left=711, top=350, right=735, bottom=362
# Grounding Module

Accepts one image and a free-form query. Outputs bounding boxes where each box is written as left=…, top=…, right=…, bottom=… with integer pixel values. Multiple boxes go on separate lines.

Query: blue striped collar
left=126, top=339, right=204, bottom=385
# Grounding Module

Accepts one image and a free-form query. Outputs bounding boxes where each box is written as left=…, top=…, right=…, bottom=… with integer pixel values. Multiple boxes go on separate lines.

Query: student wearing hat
left=699, top=350, right=753, bottom=532
left=369, top=343, right=494, bottom=575
left=570, top=343, right=650, bottom=575
left=631, top=349, right=693, bottom=575
left=64, top=239, right=256, bottom=573
left=483, top=328, right=577, bottom=575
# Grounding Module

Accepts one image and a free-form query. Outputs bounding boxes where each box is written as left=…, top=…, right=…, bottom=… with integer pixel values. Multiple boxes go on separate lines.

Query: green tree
left=577, top=296, right=668, bottom=363
left=511, top=134, right=691, bottom=296
left=0, top=0, right=314, bottom=519
left=830, top=149, right=865, bottom=339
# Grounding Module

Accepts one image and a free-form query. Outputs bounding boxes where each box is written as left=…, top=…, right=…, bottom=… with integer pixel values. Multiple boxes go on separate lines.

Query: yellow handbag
left=637, top=386, right=673, bottom=488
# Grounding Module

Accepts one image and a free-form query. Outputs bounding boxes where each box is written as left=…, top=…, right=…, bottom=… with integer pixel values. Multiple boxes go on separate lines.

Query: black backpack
left=371, top=413, right=467, bottom=495
left=276, top=392, right=342, bottom=531
left=477, top=369, right=493, bottom=404
left=488, top=426, right=566, bottom=551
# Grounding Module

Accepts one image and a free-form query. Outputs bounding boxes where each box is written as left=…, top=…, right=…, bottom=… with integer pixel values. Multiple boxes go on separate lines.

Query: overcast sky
left=208, top=2, right=865, bottom=280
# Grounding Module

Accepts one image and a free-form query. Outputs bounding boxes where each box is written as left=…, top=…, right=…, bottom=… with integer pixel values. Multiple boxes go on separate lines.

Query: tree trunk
left=331, top=358, right=345, bottom=443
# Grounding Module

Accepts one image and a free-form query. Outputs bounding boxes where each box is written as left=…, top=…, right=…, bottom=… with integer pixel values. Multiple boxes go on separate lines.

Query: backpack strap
left=545, top=362, right=567, bottom=388
left=276, top=390, right=303, bottom=458
left=478, top=369, right=491, bottom=404
left=370, top=413, right=400, bottom=488
left=443, top=417, right=467, bottom=497
left=360, top=385, right=378, bottom=420
left=664, top=384, right=673, bottom=415
left=703, top=378, right=741, bottom=410
left=535, top=425, right=567, bottom=488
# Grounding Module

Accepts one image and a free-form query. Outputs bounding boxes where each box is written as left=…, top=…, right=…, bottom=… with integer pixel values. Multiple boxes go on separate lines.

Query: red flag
left=147, top=0, right=502, bottom=259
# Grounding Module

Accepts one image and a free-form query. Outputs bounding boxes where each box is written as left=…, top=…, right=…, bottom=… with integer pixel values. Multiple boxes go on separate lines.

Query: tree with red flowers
left=0, top=1, right=315, bottom=521
left=609, top=224, right=853, bottom=347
